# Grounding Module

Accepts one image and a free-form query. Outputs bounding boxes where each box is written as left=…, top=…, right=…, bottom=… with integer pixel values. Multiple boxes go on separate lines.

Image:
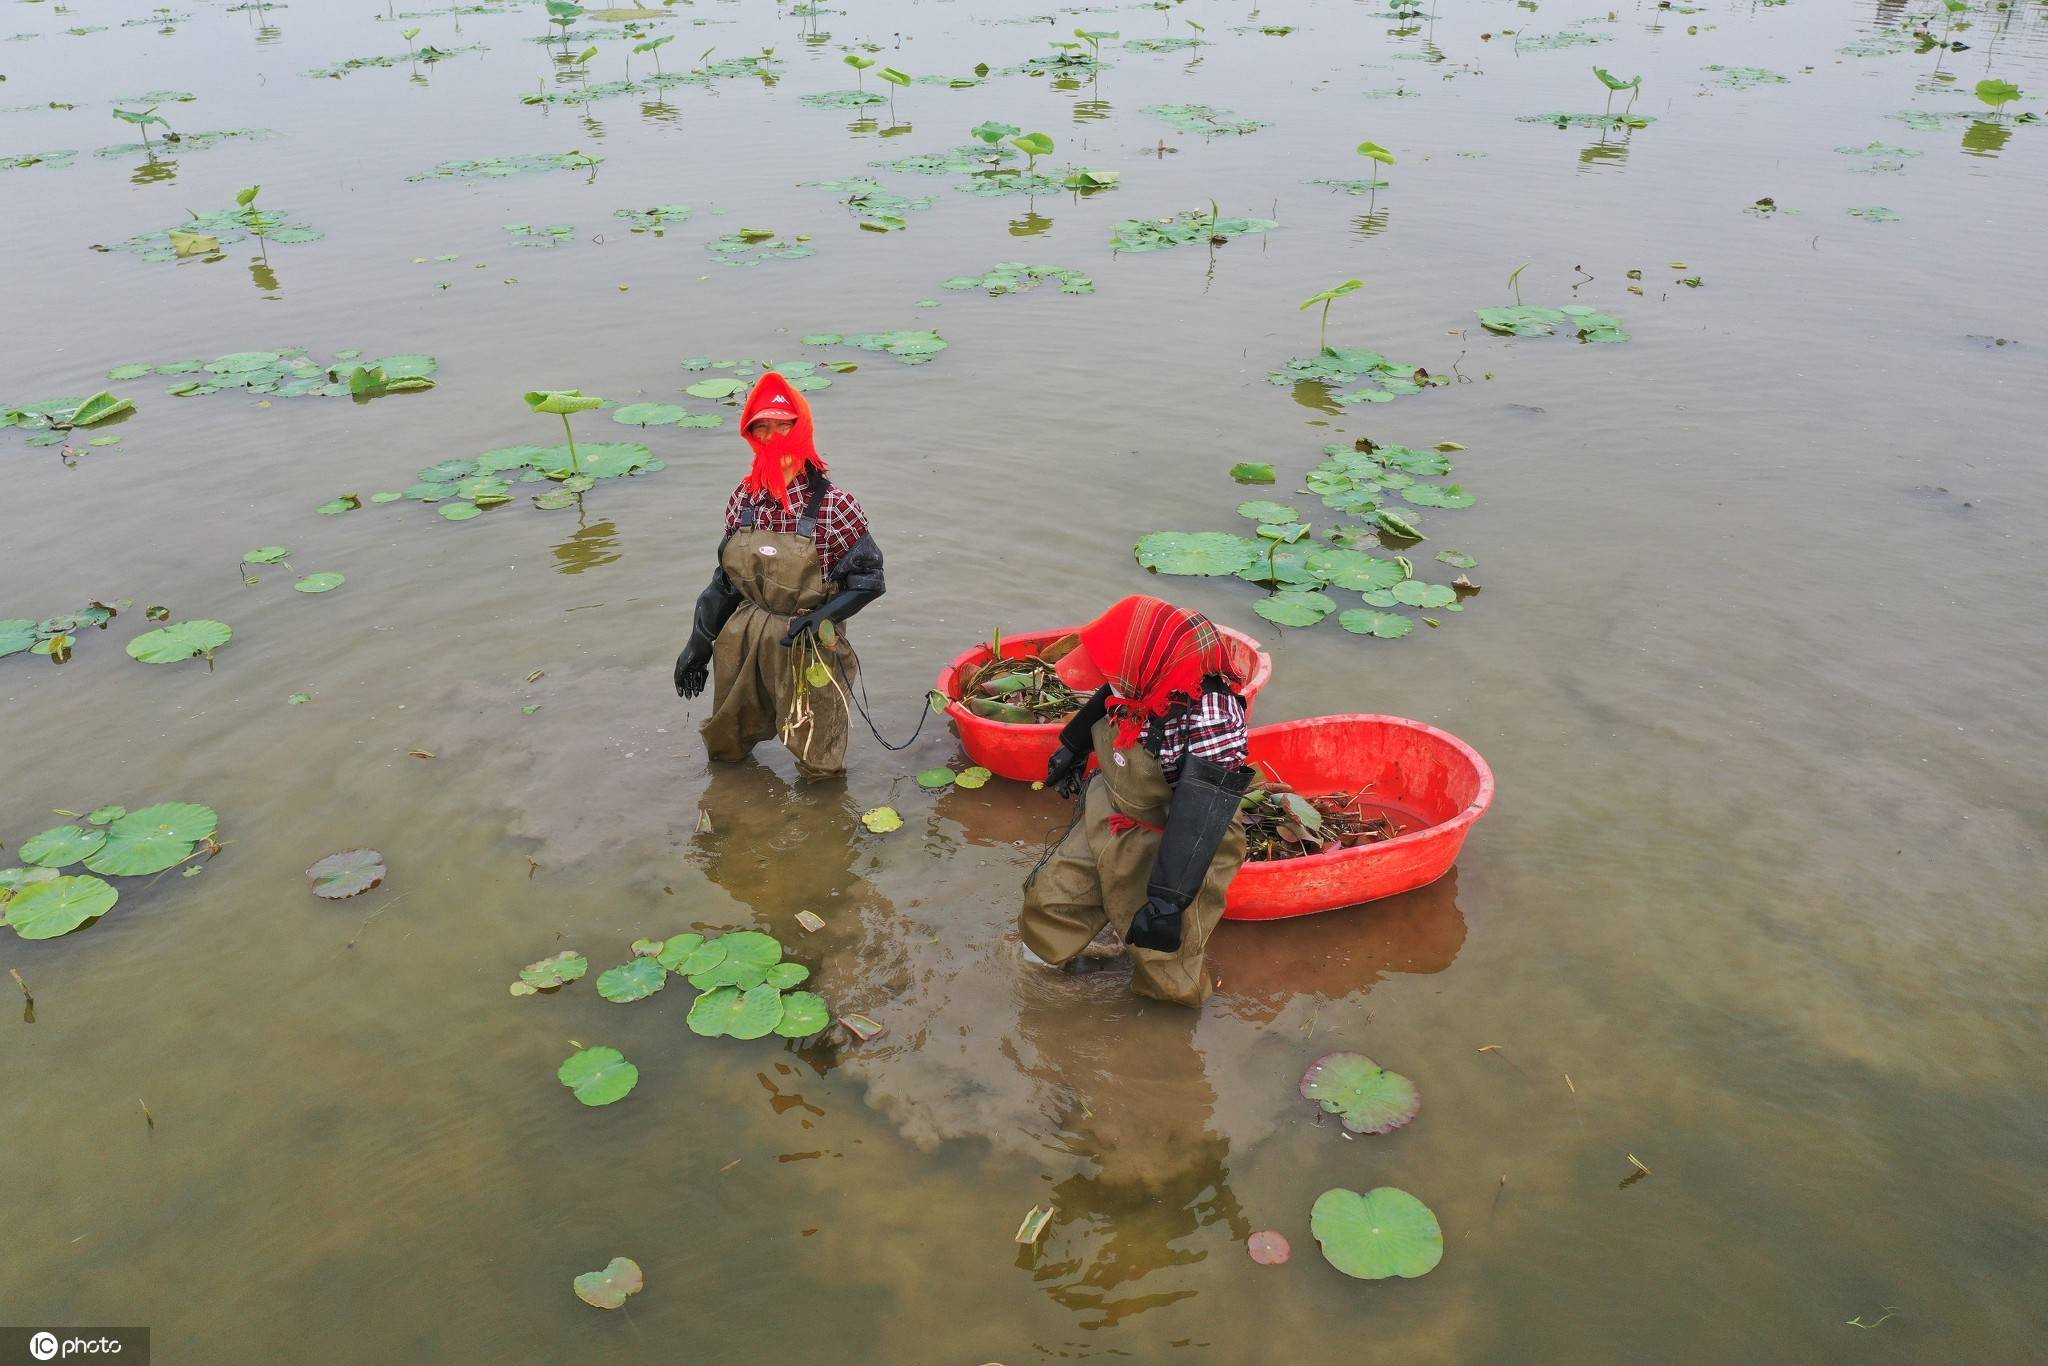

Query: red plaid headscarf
left=1077, top=595, right=1255, bottom=748
left=739, top=371, right=827, bottom=512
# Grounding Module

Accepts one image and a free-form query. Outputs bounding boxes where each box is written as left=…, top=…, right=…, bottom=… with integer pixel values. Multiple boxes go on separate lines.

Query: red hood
left=1077, top=595, right=1254, bottom=749
left=739, top=371, right=827, bottom=512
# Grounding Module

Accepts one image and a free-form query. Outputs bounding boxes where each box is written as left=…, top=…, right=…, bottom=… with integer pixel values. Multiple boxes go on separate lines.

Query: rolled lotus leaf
left=523, top=388, right=604, bottom=415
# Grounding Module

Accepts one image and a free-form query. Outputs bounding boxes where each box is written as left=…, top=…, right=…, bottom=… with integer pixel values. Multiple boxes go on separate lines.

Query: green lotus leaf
left=1229, top=462, right=1276, bottom=484
left=523, top=388, right=604, bottom=415
left=20, top=825, right=107, bottom=868
left=1236, top=500, right=1299, bottom=524
left=66, top=392, right=134, bottom=427
left=558, top=1045, right=638, bottom=1106
left=304, top=847, right=385, bottom=899
left=1374, top=509, right=1425, bottom=540
left=764, top=961, right=810, bottom=990
left=1391, top=581, right=1457, bottom=609
left=1306, top=548, right=1406, bottom=592
left=917, top=767, right=957, bottom=790
left=775, top=990, right=830, bottom=1037
left=1254, top=590, right=1336, bottom=628
left=1135, top=531, right=1260, bottom=577
left=596, top=957, right=667, bottom=1003
left=7, top=874, right=118, bottom=939
left=1310, top=1186, right=1443, bottom=1279
left=611, top=402, right=692, bottom=427
left=517, top=950, right=587, bottom=990
left=126, top=619, right=232, bottom=664
left=293, top=572, right=344, bottom=594
left=689, top=930, right=783, bottom=989
left=687, top=983, right=786, bottom=1039
left=207, top=351, right=281, bottom=374
left=419, top=459, right=479, bottom=483
left=85, top=805, right=127, bottom=825
left=955, top=766, right=993, bottom=790
left=440, top=502, right=482, bottom=521
left=573, top=1256, right=644, bottom=1309
left=1143, top=103, right=1268, bottom=136
left=1238, top=541, right=1321, bottom=586
left=861, top=806, right=904, bottom=833
left=1300, top=1051, right=1421, bottom=1132
left=1401, top=483, right=1474, bottom=509
left=1338, top=609, right=1413, bottom=639
left=678, top=938, right=727, bottom=977
left=0, top=865, right=60, bottom=898
left=404, top=482, right=456, bottom=502
left=655, top=933, right=705, bottom=971
left=0, top=619, right=38, bottom=659
left=475, top=445, right=553, bottom=473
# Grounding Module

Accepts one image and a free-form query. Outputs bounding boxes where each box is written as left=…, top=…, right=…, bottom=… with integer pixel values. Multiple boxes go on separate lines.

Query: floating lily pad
left=85, top=805, right=127, bottom=825
left=1255, top=590, right=1337, bottom=627
left=105, top=205, right=323, bottom=263
left=1142, top=103, right=1268, bottom=136
left=1306, top=548, right=1406, bottom=591
left=940, top=262, right=1094, bottom=295
left=775, top=990, right=830, bottom=1037
left=1338, top=609, right=1413, bottom=639
left=917, top=767, right=957, bottom=790
left=596, top=957, right=667, bottom=1003
left=1111, top=209, right=1278, bottom=253
left=614, top=204, right=691, bottom=234
left=293, top=572, right=344, bottom=594
left=1310, top=1186, right=1443, bottom=1279
left=611, top=403, right=693, bottom=427
left=440, top=502, right=481, bottom=521
left=1135, top=531, right=1260, bottom=577
left=516, top=950, right=588, bottom=992
left=6, top=874, right=118, bottom=940
left=19, top=824, right=107, bottom=868
left=687, top=983, right=786, bottom=1039
left=763, top=961, right=810, bottom=990
left=305, top=848, right=386, bottom=899
left=655, top=933, right=705, bottom=972
left=573, top=1256, right=644, bottom=1309
left=1300, top=1051, right=1420, bottom=1133
left=955, top=766, right=993, bottom=790
left=1230, top=463, right=1276, bottom=485
left=0, top=866, right=60, bottom=899
left=558, top=1045, right=638, bottom=1106
left=862, top=806, right=904, bottom=833
left=0, top=619, right=38, bottom=659
left=243, top=546, right=289, bottom=564
left=126, top=619, right=231, bottom=664
left=406, top=151, right=603, bottom=182
left=687, top=930, right=784, bottom=990
left=1247, top=1231, right=1292, bottom=1265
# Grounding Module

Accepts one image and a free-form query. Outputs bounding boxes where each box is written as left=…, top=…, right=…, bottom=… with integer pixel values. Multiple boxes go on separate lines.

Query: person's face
left=748, top=416, right=797, bottom=442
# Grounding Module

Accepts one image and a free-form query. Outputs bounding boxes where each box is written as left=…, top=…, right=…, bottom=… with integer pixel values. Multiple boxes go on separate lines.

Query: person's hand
left=1045, top=744, right=1088, bottom=798
left=1126, top=896, right=1183, bottom=953
left=782, top=611, right=829, bottom=649
left=674, top=642, right=711, bottom=699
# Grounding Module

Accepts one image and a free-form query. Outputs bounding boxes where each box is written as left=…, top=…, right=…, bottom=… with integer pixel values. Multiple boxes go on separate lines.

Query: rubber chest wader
left=1018, top=718, right=1247, bottom=1007
left=700, top=483, right=858, bottom=779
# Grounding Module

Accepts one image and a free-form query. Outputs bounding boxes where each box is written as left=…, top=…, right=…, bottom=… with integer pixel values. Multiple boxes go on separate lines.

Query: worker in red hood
left=1019, top=595, right=1256, bottom=1006
left=673, top=372, right=886, bottom=779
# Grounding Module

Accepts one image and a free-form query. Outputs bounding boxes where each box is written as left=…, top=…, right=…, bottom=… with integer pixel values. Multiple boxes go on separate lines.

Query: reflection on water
left=1962, top=119, right=2012, bottom=157
left=1009, top=210, right=1053, bottom=237
left=1578, top=136, right=1630, bottom=172
left=878, top=120, right=913, bottom=140
left=129, top=155, right=176, bottom=186
left=551, top=516, right=622, bottom=576
left=1351, top=207, right=1391, bottom=238
left=1073, top=98, right=1112, bottom=124
left=248, top=255, right=281, bottom=300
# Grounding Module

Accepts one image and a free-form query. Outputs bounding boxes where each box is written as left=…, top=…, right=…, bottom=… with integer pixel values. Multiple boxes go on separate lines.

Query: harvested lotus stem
left=1239, top=776, right=1404, bottom=862
left=956, top=630, right=1088, bottom=724
left=780, top=631, right=853, bottom=763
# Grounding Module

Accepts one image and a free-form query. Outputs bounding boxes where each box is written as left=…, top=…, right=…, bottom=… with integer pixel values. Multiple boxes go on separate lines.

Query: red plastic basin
left=938, top=625, right=1274, bottom=784
left=1225, top=714, right=1494, bottom=921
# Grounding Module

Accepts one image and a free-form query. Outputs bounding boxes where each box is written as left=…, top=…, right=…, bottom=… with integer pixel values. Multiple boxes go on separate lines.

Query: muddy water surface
left=3, top=1, right=2045, bottom=1362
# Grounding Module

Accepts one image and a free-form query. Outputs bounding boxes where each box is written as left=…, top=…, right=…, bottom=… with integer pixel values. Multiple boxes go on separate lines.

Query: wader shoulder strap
left=795, top=473, right=831, bottom=540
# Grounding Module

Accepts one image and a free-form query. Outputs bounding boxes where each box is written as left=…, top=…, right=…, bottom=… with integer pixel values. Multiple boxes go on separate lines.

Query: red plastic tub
left=938, top=626, right=1274, bottom=784
left=1225, top=714, right=1493, bottom=920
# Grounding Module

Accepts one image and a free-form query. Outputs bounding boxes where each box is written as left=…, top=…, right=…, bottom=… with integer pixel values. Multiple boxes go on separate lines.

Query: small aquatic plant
left=634, top=34, right=673, bottom=75
left=1593, top=65, right=1642, bottom=118
left=1010, top=130, right=1055, bottom=171
left=545, top=0, right=583, bottom=41
left=878, top=64, right=910, bottom=119
left=843, top=53, right=874, bottom=90
left=1357, top=139, right=1396, bottom=181
left=112, top=105, right=171, bottom=147
left=524, top=388, right=604, bottom=474
left=1300, top=278, right=1363, bottom=352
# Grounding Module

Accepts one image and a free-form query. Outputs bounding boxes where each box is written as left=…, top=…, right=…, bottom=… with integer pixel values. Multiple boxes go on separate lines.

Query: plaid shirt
left=1149, top=686, right=1248, bottom=780
left=723, top=471, right=870, bottom=580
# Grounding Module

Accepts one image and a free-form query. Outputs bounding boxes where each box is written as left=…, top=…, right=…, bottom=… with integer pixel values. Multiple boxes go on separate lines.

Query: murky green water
left=5, top=0, right=2045, bottom=1360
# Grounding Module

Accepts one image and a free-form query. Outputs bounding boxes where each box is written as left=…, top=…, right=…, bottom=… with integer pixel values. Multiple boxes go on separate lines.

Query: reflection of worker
left=1020, top=595, right=1255, bottom=1006
left=673, top=373, right=885, bottom=779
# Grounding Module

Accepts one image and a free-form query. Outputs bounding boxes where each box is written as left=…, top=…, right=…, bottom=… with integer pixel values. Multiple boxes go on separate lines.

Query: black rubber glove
left=1127, top=754, right=1254, bottom=955
left=676, top=566, right=742, bottom=699
left=781, top=585, right=881, bottom=648
left=1045, top=745, right=1089, bottom=797
left=1126, top=896, right=1185, bottom=953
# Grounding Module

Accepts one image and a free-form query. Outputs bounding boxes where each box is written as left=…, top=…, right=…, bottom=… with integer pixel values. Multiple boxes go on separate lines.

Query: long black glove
left=781, top=585, right=881, bottom=648
left=1126, top=754, right=1253, bottom=953
left=782, top=532, right=887, bottom=647
left=675, top=567, right=743, bottom=698
left=1045, top=685, right=1112, bottom=796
